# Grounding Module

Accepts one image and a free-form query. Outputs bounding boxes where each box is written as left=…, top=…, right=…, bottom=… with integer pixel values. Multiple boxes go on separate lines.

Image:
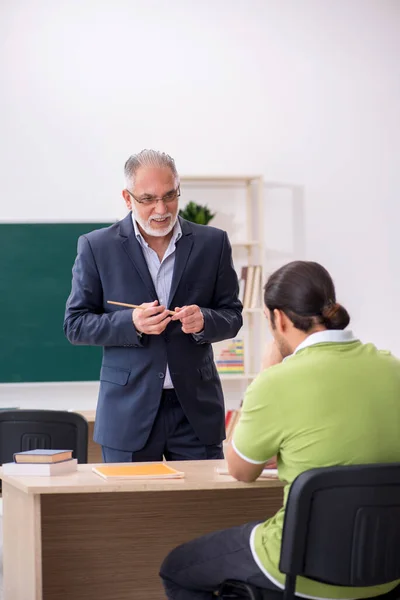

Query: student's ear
left=273, top=309, right=287, bottom=334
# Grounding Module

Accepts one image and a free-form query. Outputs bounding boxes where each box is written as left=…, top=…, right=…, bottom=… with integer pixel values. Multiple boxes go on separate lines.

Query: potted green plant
left=179, top=202, right=216, bottom=225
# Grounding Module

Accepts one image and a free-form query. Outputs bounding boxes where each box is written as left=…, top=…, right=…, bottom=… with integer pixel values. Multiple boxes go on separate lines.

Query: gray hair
left=124, top=149, right=179, bottom=191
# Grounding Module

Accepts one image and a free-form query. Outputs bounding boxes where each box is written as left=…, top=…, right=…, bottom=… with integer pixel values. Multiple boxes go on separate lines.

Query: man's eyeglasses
left=126, top=187, right=180, bottom=207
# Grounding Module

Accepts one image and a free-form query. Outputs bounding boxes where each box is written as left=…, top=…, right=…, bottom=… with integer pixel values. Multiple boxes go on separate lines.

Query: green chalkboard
left=0, top=223, right=111, bottom=383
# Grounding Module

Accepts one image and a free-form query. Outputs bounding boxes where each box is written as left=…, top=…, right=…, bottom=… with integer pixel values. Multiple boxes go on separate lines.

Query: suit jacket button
left=158, top=372, right=165, bottom=378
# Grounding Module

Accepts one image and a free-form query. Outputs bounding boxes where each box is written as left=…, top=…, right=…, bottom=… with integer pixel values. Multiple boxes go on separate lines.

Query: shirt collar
left=132, top=214, right=182, bottom=248
left=292, top=329, right=358, bottom=356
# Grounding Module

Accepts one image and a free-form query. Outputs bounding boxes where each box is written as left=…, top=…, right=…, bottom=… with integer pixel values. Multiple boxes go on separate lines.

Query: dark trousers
left=160, top=522, right=281, bottom=599
left=101, top=389, right=224, bottom=462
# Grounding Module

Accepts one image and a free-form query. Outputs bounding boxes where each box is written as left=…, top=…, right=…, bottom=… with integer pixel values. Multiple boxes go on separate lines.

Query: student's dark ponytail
left=264, top=261, right=350, bottom=332
left=321, top=301, right=350, bottom=330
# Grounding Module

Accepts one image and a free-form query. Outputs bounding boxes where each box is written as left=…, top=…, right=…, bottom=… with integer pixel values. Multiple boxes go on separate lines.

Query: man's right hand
left=132, top=300, right=171, bottom=335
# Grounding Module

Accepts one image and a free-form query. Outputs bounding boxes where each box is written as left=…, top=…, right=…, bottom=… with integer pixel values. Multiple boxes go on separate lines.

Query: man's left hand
left=172, top=305, right=204, bottom=334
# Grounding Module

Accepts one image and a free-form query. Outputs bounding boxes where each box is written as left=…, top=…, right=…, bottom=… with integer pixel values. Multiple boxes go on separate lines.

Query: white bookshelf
left=231, top=241, right=260, bottom=247
left=180, top=175, right=266, bottom=396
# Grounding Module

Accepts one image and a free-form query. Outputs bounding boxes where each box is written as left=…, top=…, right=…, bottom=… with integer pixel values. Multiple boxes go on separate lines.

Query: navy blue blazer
left=64, top=214, right=243, bottom=451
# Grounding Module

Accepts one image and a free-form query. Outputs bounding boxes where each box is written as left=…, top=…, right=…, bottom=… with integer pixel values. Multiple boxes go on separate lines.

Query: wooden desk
left=1, top=460, right=284, bottom=600
left=72, top=409, right=103, bottom=463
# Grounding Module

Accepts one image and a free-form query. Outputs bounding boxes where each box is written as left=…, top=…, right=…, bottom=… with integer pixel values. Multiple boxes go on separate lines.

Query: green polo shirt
left=233, top=330, right=400, bottom=599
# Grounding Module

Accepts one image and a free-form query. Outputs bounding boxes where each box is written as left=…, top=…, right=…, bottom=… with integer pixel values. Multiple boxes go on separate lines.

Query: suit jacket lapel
left=168, top=218, right=194, bottom=308
left=119, top=214, right=158, bottom=299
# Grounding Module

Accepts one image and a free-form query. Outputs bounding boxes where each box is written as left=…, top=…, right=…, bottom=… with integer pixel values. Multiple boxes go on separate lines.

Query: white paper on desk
left=215, top=467, right=278, bottom=479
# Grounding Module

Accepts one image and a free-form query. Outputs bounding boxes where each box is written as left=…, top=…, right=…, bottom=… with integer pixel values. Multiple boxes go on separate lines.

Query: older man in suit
left=64, top=149, right=243, bottom=462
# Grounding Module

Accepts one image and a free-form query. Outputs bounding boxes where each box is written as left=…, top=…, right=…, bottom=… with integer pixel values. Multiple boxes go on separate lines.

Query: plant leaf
left=179, top=201, right=215, bottom=225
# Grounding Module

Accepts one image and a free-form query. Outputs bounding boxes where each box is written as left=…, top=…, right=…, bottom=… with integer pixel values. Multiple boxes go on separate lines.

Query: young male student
left=160, top=260, right=400, bottom=600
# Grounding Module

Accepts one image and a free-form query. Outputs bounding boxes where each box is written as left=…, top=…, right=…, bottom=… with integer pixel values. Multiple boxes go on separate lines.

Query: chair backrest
left=280, top=464, right=400, bottom=588
left=0, top=409, right=88, bottom=464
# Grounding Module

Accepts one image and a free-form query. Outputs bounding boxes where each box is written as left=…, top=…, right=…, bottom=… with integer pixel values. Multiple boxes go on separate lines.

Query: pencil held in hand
left=107, top=300, right=143, bottom=310
left=107, top=300, right=176, bottom=315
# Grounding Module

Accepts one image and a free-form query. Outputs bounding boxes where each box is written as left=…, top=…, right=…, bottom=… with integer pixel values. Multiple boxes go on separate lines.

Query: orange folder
left=92, top=462, right=185, bottom=480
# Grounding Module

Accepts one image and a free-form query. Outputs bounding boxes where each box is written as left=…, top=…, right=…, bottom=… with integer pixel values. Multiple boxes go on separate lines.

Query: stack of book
left=225, top=408, right=241, bottom=443
left=216, top=339, right=245, bottom=374
left=2, top=449, right=78, bottom=476
left=239, top=265, right=262, bottom=309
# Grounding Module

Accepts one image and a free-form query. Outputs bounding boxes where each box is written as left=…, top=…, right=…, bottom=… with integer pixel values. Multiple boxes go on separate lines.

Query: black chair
left=219, top=464, right=400, bottom=600
left=0, top=409, right=88, bottom=464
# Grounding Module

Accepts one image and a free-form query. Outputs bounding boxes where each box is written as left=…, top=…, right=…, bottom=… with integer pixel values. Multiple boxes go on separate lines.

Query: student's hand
left=171, top=305, right=204, bottom=334
left=132, top=301, right=171, bottom=335
left=261, top=340, right=284, bottom=370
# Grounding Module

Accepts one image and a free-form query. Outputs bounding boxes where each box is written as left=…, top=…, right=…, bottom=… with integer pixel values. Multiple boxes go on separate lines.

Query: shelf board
left=180, top=175, right=261, bottom=183
left=231, top=240, right=260, bottom=247
left=265, top=249, right=294, bottom=259
left=219, top=374, right=258, bottom=381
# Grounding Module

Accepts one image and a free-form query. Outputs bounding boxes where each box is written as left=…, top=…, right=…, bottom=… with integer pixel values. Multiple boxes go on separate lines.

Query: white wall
left=1, top=0, right=399, bottom=407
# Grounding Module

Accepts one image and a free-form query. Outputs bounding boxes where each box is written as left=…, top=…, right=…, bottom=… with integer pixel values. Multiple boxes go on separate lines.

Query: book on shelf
left=250, top=265, right=262, bottom=309
left=225, top=408, right=241, bottom=443
left=216, top=339, right=244, bottom=374
left=239, top=264, right=262, bottom=309
left=13, top=449, right=73, bottom=464
left=2, top=458, right=78, bottom=477
left=92, top=462, right=185, bottom=480
left=238, top=276, right=246, bottom=304
left=225, top=409, right=235, bottom=430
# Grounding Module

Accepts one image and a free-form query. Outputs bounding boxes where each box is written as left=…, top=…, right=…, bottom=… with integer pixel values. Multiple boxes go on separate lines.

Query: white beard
left=132, top=208, right=177, bottom=237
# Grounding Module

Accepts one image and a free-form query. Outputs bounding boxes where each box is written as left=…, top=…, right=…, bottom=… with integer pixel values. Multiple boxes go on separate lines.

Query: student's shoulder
left=363, top=342, right=400, bottom=368
left=250, top=352, right=317, bottom=395
left=239, top=364, right=294, bottom=418
left=247, top=361, right=292, bottom=396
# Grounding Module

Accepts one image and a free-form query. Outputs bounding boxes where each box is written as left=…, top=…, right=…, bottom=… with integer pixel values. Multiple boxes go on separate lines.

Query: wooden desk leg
left=3, top=483, right=42, bottom=600
left=40, top=487, right=283, bottom=600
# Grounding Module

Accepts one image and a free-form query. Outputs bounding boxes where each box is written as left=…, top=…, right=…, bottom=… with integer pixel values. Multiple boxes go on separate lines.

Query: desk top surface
left=72, top=409, right=96, bottom=421
left=0, top=460, right=283, bottom=495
